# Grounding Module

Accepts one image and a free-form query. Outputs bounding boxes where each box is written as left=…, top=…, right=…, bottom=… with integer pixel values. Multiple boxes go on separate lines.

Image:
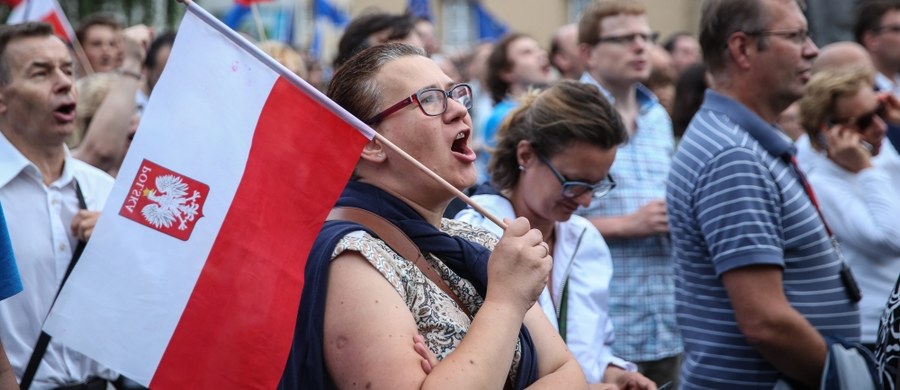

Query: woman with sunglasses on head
left=279, top=43, right=587, bottom=390
left=455, top=80, right=656, bottom=390
left=794, top=66, right=900, bottom=363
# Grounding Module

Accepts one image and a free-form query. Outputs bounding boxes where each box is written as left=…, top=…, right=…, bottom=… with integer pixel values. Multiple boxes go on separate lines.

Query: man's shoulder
left=676, top=110, right=753, bottom=165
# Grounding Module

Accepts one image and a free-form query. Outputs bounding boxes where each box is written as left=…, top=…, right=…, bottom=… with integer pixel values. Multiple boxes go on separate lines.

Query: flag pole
left=250, top=2, right=266, bottom=41
left=372, top=132, right=508, bottom=229
left=71, top=37, right=95, bottom=76
left=175, top=0, right=507, bottom=230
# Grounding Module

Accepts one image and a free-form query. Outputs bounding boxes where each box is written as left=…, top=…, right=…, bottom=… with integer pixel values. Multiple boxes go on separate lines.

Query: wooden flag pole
left=71, top=37, right=94, bottom=76
left=372, top=132, right=508, bottom=230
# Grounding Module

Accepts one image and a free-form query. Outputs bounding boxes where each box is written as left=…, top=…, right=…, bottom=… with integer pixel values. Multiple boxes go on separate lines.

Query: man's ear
left=726, top=32, right=754, bottom=71
left=360, top=138, right=387, bottom=163
left=0, top=89, right=7, bottom=115
left=578, top=43, right=592, bottom=68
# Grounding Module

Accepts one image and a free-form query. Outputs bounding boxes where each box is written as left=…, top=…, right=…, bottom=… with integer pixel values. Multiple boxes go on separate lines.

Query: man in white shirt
left=0, top=22, right=116, bottom=388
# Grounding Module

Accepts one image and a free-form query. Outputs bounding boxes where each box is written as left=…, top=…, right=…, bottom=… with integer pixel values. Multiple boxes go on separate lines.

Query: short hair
left=485, top=33, right=526, bottom=104
left=700, top=0, right=808, bottom=75
left=71, top=72, right=117, bottom=147
left=662, top=31, right=693, bottom=53
left=798, top=66, right=875, bottom=149
left=577, top=0, right=646, bottom=47
left=489, top=80, right=627, bottom=191
left=145, top=31, right=176, bottom=71
left=549, top=32, right=564, bottom=69
left=75, top=13, right=122, bottom=44
left=328, top=43, right=425, bottom=128
left=0, top=22, right=55, bottom=85
left=854, top=0, right=900, bottom=44
left=699, top=0, right=771, bottom=75
left=333, top=11, right=417, bottom=68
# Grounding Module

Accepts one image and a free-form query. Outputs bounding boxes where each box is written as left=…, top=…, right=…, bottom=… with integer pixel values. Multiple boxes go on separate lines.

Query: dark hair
left=699, top=0, right=770, bottom=75
left=700, top=0, right=808, bottom=75
left=333, top=11, right=417, bottom=68
left=0, top=22, right=55, bottom=85
left=671, top=63, right=710, bottom=138
left=328, top=43, right=425, bottom=127
left=549, top=29, right=565, bottom=71
left=485, top=33, right=526, bottom=104
left=145, top=31, right=176, bottom=70
left=75, top=12, right=122, bottom=45
left=489, top=80, right=627, bottom=191
left=662, top=31, right=693, bottom=53
left=855, top=0, right=900, bottom=44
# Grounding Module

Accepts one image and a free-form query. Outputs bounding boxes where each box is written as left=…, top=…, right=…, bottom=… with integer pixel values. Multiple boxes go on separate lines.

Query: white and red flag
left=6, top=0, right=75, bottom=42
left=42, top=2, right=373, bottom=389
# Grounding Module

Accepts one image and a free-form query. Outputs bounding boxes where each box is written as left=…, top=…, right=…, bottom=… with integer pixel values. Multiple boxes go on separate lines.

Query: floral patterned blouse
left=331, top=218, right=521, bottom=382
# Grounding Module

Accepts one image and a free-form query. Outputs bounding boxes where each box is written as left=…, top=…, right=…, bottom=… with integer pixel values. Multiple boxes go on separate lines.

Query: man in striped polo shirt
left=666, top=0, right=861, bottom=388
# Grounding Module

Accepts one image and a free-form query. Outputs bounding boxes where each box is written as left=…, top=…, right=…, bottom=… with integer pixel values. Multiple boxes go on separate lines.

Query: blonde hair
left=69, top=71, right=116, bottom=147
left=258, top=40, right=308, bottom=80
left=798, top=66, right=875, bottom=149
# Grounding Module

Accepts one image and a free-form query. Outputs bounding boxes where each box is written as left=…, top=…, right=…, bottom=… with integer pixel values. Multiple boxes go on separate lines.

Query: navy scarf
left=280, top=181, right=538, bottom=389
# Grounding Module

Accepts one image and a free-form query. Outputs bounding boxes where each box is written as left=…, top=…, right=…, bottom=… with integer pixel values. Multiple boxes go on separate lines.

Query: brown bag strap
left=327, top=207, right=472, bottom=318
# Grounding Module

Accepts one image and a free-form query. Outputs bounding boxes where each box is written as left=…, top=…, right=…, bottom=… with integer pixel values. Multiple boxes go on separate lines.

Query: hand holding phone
left=819, top=123, right=873, bottom=173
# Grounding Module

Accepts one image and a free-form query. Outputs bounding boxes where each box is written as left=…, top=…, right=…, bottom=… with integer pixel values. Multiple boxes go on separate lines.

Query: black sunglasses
left=828, top=102, right=885, bottom=131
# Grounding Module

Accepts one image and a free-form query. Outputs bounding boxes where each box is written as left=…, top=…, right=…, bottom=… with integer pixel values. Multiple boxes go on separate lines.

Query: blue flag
left=474, top=2, right=508, bottom=42
left=408, top=0, right=431, bottom=21
left=310, top=0, right=349, bottom=59
left=223, top=1, right=252, bottom=29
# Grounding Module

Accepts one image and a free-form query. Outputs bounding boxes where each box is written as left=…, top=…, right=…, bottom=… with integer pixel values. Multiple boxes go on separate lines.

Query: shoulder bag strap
left=327, top=207, right=472, bottom=318
left=21, top=180, right=89, bottom=390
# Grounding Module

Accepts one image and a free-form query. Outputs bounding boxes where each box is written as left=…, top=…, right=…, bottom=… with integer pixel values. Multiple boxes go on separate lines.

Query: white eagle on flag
left=141, top=174, right=202, bottom=231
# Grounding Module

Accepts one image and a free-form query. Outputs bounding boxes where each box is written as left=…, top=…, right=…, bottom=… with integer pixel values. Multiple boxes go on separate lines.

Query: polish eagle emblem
left=141, top=174, right=202, bottom=231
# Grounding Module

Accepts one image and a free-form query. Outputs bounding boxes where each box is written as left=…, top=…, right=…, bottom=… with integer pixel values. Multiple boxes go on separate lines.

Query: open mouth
left=451, top=129, right=476, bottom=162
left=53, top=103, right=76, bottom=123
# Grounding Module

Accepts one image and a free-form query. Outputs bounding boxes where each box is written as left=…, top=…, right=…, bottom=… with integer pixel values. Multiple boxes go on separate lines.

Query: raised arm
left=73, top=25, right=151, bottom=173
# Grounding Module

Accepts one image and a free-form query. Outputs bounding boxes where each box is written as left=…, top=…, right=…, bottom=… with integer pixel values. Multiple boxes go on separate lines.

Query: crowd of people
left=2, top=0, right=900, bottom=389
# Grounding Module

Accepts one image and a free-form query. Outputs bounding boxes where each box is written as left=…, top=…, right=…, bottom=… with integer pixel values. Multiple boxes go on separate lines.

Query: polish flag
left=6, top=0, right=75, bottom=42
left=42, top=3, right=373, bottom=389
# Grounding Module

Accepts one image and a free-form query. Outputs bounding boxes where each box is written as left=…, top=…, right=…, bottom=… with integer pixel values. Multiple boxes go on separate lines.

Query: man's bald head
left=812, top=41, right=874, bottom=74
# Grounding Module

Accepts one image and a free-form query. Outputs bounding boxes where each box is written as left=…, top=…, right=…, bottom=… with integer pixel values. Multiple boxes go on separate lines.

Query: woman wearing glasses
left=455, top=80, right=656, bottom=390
left=280, top=43, right=587, bottom=389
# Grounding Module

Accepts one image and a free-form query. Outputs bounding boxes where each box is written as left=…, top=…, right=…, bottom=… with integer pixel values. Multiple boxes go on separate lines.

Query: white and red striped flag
left=42, top=2, right=373, bottom=389
left=6, top=0, right=75, bottom=42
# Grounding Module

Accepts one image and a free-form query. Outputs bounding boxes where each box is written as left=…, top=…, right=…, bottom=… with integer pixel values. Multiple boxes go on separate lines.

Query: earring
left=518, top=165, right=525, bottom=171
